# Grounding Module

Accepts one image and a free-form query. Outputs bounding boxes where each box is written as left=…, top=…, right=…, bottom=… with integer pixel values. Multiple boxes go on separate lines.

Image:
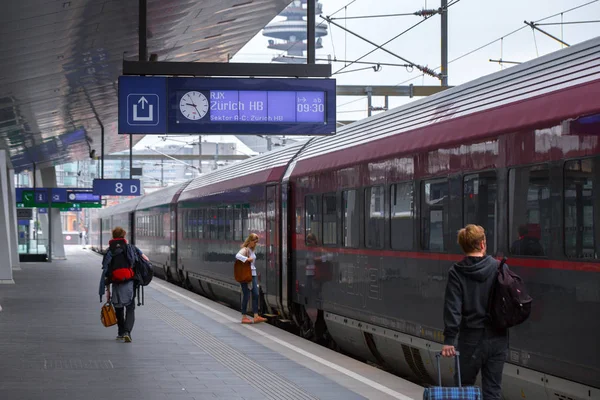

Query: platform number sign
left=92, top=179, right=141, bottom=196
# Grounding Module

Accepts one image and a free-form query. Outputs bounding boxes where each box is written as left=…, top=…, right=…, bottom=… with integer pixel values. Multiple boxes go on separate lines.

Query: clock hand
left=186, top=103, right=196, bottom=107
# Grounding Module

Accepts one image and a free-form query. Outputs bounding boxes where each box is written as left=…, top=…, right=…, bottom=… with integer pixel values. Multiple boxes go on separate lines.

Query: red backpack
left=488, top=258, right=532, bottom=329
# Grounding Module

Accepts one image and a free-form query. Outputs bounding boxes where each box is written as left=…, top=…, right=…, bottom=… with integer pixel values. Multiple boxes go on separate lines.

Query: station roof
left=1, top=0, right=290, bottom=172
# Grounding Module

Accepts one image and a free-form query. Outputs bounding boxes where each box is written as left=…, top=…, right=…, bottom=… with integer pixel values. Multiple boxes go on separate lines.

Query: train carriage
left=96, top=196, right=142, bottom=253
left=134, top=182, right=190, bottom=281
left=91, top=37, right=600, bottom=400
left=176, top=143, right=304, bottom=314
left=285, top=36, right=600, bottom=395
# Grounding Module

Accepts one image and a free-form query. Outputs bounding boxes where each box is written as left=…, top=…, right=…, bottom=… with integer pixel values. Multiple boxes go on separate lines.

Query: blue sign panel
left=93, top=179, right=141, bottom=196
left=35, top=190, right=47, bottom=203
left=39, top=208, right=48, bottom=214
left=51, top=188, right=68, bottom=203
left=118, top=76, right=336, bottom=135
left=118, top=76, right=167, bottom=134
left=67, top=191, right=101, bottom=202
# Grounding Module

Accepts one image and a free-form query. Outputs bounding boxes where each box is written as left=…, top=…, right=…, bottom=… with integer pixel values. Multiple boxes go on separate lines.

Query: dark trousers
left=241, top=276, right=259, bottom=315
left=115, top=302, right=135, bottom=335
left=456, top=329, right=508, bottom=400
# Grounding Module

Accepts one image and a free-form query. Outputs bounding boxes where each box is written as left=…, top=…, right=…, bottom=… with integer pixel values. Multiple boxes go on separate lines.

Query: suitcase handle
left=435, top=351, right=461, bottom=387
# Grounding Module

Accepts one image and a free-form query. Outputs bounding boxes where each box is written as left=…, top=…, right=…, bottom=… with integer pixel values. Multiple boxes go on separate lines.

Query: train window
left=464, top=173, right=497, bottom=254
left=421, top=179, right=449, bottom=251
left=226, top=208, right=233, bottom=241
left=305, top=195, right=322, bottom=246
left=342, top=190, right=359, bottom=248
left=390, top=182, right=414, bottom=250
left=322, top=194, right=337, bottom=246
left=365, top=186, right=385, bottom=249
left=217, top=208, right=226, bottom=240
left=207, top=208, right=217, bottom=240
left=508, top=165, right=550, bottom=256
left=197, top=209, right=204, bottom=239
left=564, top=159, right=597, bottom=259
left=242, top=207, right=249, bottom=239
left=233, top=208, right=241, bottom=241
left=193, top=211, right=199, bottom=239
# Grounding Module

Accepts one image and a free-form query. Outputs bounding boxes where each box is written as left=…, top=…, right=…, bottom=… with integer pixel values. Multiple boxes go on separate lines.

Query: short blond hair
left=457, top=224, right=485, bottom=254
left=112, top=227, right=126, bottom=239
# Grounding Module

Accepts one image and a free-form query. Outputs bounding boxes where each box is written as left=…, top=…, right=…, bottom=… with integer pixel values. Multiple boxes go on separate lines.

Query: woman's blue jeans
left=241, top=276, right=259, bottom=315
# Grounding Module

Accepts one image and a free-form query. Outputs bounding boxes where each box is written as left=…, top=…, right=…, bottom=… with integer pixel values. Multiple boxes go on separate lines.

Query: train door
left=265, top=185, right=280, bottom=314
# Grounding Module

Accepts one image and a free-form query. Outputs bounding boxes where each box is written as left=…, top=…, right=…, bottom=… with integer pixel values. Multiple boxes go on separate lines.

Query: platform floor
left=0, top=247, right=423, bottom=400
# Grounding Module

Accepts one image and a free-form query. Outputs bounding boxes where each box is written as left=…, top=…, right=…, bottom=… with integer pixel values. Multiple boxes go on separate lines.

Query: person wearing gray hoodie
left=442, top=224, right=508, bottom=400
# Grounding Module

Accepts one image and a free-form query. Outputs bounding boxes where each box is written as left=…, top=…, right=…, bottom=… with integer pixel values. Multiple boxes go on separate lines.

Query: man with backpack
left=441, top=224, right=531, bottom=400
left=99, top=227, right=150, bottom=343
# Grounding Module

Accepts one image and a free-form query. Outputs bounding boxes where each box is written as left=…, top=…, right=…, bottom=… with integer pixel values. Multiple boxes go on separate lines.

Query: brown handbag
left=234, top=248, right=252, bottom=283
left=101, top=302, right=118, bottom=327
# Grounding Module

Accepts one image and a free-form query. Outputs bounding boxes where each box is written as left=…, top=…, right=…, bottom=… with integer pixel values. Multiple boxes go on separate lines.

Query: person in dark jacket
left=442, top=224, right=508, bottom=400
left=510, top=225, right=544, bottom=256
left=99, top=227, right=148, bottom=343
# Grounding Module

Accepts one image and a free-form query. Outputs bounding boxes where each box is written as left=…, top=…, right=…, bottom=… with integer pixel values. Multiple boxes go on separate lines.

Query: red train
left=93, top=38, right=600, bottom=399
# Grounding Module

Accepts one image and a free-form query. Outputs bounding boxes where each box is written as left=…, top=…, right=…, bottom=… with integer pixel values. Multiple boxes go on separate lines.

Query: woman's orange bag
left=234, top=248, right=252, bottom=283
left=101, top=302, right=118, bottom=327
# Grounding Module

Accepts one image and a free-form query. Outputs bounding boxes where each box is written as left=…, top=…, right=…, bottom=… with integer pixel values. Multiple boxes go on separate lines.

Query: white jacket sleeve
left=236, top=248, right=249, bottom=263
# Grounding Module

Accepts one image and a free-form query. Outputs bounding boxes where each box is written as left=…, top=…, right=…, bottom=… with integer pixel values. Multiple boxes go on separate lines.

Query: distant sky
left=137, top=0, right=600, bottom=152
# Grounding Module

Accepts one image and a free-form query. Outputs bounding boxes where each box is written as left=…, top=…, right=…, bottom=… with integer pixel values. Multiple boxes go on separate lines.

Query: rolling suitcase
left=423, top=352, right=482, bottom=400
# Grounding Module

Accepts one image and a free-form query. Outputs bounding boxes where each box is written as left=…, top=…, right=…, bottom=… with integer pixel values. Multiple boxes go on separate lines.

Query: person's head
left=518, top=225, right=529, bottom=237
left=112, top=226, right=127, bottom=239
left=242, top=233, right=259, bottom=249
left=457, top=224, right=486, bottom=255
left=306, top=233, right=318, bottom=246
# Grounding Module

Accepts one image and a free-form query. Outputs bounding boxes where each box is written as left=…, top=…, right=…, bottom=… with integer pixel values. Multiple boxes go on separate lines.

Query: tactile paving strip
left=149, top=301, right=319, bottom=400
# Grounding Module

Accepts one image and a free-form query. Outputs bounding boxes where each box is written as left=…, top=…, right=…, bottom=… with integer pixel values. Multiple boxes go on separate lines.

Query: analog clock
left=179, top=91, right=209, bottom=121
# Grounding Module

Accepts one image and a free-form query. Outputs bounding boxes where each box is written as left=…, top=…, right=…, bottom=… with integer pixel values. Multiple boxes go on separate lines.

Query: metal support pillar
left=129, top=136, right=133, bottom=179
left=7, top=168, right=21, bottom=271
left=367, top=87, right=373, bottom=117
left=139, top=0, right=147, bottom=62
left=100, top=122, right=105, bottom=179
left=441, top=0, right=448, bottom=86
left=0, top=150, right=15, bottom=283
left=37, top=167, right=65, bottom=260
left=198, top=136, right=202, bottom=174
left=132, top=0, right=148, bottom=179
left=307, top=0, right=316, bottom=64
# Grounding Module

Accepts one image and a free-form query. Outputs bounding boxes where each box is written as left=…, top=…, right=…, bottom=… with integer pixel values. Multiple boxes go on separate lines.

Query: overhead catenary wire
left=330, top=0, right=462, bottom=77
left=271, top=0, right=358, bottom=63
left=393, top=0, right=599, bottom=86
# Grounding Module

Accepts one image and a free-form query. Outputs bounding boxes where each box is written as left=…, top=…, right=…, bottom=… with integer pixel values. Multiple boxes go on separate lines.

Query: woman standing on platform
left=236, top=233, right=267, bottom=324
left=99, top=226, right=147, bottom=342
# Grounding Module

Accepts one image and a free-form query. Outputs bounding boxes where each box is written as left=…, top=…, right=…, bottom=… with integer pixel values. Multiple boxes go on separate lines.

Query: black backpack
left=488, top=258, right=532, bottom=329
left=134, top=253, right=154, bottom=287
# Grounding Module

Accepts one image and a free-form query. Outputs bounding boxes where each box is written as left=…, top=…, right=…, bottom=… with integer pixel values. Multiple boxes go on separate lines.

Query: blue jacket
left=99, top=239, right=143, bottom=302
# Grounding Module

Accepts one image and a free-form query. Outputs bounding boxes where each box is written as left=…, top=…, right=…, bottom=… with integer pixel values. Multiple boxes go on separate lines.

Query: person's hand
left=441, top=345, right=456, bottom=357
left=247, top=257, right=254, bottom=263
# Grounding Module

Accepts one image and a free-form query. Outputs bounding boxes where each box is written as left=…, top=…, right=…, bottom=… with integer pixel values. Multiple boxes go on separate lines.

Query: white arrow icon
left=53, top=194, right=60, bottom=201
left=133, top=96, right=154, bottom=122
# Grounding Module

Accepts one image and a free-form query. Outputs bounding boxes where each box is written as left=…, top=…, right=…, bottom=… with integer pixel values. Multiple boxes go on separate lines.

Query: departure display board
left=166, top=77, right=336, bottom=135
left=119, top=76, right=336, bottom=135
left=199, top=90, right=325, bottom=124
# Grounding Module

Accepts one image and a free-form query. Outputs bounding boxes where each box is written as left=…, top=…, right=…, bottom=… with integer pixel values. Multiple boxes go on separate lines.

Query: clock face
left=179, top=91, right=209, bottom=121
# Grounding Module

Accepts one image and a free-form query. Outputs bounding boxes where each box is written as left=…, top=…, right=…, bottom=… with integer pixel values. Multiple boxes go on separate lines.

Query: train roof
left=98, top=196, right=143, bottom=218
left=178, top=141, right=305, bottom=201
left=136, top=181, right=191, bottom=210
left=291, top=36, right=600, bottom=177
